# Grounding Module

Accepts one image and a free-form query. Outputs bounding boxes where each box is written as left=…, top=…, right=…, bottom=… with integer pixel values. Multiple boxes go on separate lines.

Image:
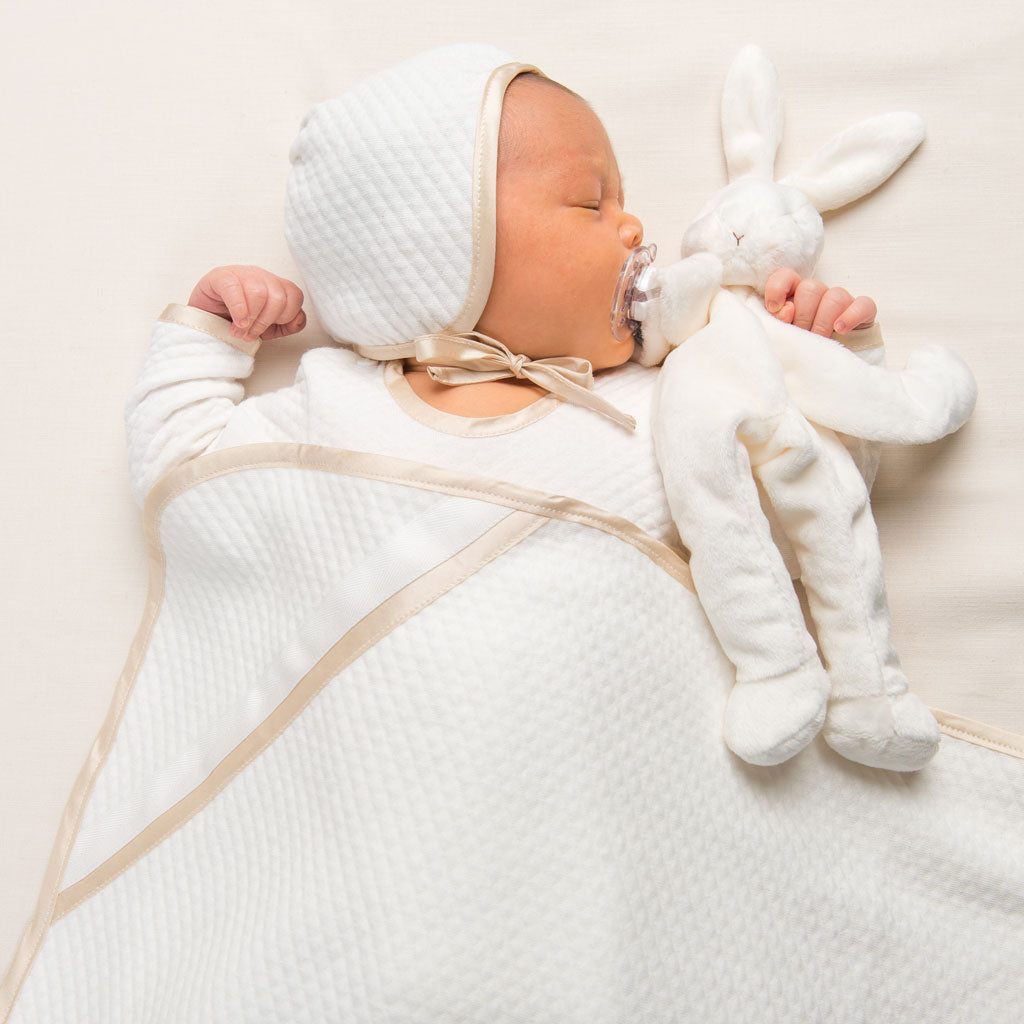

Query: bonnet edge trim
left=447, top=60, right=545, bottom=336
left=350, top=58, right=545, bottom=361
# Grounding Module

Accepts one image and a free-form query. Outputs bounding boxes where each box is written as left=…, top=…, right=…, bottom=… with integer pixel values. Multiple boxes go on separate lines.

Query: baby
left=126, top=43, right=883, bottom=671
left=181, top=72, right=878, bottom=421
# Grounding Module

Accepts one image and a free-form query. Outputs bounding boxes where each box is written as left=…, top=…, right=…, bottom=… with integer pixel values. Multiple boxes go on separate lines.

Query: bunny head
left=680, top=44, right=926, bottom=291
left=681, top=177, right=824, bottom=288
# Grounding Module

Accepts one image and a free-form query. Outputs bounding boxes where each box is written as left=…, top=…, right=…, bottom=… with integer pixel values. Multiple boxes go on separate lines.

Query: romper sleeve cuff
left=831, top=321, right=883, bottom=352
left=157, top=302, right=262, bottom=356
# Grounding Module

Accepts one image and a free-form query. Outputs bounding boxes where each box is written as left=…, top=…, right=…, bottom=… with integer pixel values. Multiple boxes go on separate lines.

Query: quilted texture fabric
left=214, top=345, right=677, bottom=535
left=4, top=453, right=1023, bottom=1023
left=124, top=314, right=681, bottom=543
left=283, top=43, right=531, bottom=349
left=61, top=470, right=453, bottom=887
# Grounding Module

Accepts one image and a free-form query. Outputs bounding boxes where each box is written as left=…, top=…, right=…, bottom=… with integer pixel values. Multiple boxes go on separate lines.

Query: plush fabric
left=641, top=46, right=977, bottom=770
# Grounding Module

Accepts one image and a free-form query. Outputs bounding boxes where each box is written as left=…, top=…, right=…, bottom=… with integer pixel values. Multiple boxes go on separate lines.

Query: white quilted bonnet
left=283, top=43, right=544, bottom=357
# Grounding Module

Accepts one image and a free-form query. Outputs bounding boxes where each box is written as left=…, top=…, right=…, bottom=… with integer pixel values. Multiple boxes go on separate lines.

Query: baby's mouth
left=609, top=243, right=659, bottom=344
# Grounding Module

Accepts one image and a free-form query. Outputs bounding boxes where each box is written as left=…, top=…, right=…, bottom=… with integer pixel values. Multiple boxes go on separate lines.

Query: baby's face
left=473, top=75, right=645, bottom=370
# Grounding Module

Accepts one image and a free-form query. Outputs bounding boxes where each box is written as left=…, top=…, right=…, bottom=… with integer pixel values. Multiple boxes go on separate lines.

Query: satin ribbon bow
left=410, top=331, right=637, bottom=431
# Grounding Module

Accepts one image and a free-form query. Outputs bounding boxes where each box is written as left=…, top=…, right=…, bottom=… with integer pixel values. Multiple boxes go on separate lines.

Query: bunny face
left=680, top=179, right=824, bottom=290
left=633, top=46, right=925, bottom=367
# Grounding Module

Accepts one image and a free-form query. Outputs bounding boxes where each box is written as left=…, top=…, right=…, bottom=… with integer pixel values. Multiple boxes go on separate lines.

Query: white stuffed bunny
left=639, top=44, right=977, bottom=771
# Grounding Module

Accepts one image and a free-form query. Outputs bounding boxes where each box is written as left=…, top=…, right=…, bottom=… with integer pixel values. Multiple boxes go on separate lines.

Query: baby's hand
left=188, top=265, right=306, bottom=342
left=764, top=267, right=876, bottom=337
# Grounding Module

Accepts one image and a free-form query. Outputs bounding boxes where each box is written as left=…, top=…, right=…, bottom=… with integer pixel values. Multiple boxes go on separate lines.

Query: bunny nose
left=733, top=231, right=745, bottom=245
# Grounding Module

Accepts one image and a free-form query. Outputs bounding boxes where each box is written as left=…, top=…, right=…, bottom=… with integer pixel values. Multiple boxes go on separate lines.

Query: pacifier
left=610, top=243, right=661, bottom=345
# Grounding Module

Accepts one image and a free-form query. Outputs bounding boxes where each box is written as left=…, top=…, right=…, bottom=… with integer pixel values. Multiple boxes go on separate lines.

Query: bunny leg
left=722, top=659, right=832, bottom=767
left=653, top=309, right=831, bottom=766
left=754, top=414, right=940, bottom=771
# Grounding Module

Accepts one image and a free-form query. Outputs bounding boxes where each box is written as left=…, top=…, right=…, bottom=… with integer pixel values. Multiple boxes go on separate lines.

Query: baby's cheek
left=559, top=276, right=606, bottom=333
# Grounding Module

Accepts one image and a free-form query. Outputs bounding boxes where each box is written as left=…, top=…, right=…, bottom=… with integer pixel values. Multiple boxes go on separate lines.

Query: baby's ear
left=721, top=44, right=784, bottom=183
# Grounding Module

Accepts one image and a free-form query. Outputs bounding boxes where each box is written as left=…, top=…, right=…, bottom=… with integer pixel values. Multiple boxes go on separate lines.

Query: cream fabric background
left=1, top=0, right=1021, bottom=970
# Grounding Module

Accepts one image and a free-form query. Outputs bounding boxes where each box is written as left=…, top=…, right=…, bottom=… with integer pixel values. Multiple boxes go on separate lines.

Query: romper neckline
left=382, top=359, right=562, bottom=437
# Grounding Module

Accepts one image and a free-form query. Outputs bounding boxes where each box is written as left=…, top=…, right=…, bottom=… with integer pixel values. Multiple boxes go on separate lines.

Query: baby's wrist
left=159, top=302, right=261, bottom=355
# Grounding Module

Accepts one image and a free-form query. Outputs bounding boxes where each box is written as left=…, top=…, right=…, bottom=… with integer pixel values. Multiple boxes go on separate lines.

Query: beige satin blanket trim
left=0, top=442, right=695, bottom=1019
left=6, top=444, right=1019, bottom=1018
left=53, top=509, right=549, bottom=923
left=137, top=445, right=690, bottom=585
left=157, top=302, right=261, bottom=355
left=933, top=710, right=1024, bottom=759
left=1, top=509, right=547, bottom=1020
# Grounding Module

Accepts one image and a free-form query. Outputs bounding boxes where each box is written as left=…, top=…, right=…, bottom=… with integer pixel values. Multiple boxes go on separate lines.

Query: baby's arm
left=124, top=266, right=305, bottom=507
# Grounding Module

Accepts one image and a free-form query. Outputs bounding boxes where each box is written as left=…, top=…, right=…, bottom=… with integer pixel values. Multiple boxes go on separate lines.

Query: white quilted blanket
left=2, top=444, right=1022, bottom=1023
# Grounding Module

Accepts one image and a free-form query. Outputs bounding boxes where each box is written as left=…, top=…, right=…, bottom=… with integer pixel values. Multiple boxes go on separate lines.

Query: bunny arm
left=642, top=265, right=889, bottom=576
left=735, top=289, right=978, bottom=444
left=653, top=290, right=833, bottom=763
left=634, top=266, right=917, bottom=462
left=631, top=253, right=723, bottom=368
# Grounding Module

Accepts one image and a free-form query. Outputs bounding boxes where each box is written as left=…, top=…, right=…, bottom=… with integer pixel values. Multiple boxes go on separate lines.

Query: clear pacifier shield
left=610, top=243, right=658, bottom=342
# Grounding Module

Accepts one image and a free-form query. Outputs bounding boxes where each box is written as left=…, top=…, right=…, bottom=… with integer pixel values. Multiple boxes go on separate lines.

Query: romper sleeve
left=124, top=302, right=261, bottom=507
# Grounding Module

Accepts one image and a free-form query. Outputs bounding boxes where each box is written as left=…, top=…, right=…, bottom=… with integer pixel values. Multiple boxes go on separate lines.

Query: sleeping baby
left=125, top=42, right=882, bottom=754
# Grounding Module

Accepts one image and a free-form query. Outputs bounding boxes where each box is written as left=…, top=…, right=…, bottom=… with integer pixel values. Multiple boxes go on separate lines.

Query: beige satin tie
left=409, top=331, right=637, bottom=431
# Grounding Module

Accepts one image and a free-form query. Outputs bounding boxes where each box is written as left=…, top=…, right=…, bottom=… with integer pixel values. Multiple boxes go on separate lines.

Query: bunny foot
left=823, top=692, right=941, bottom=771
left=724, top=659, right=831, bottom=766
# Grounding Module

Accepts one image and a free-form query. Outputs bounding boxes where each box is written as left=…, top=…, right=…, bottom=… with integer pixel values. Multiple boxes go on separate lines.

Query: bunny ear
left=721, top=44, right=784, bottom=182
left=779, top=112, right=926, bottom=212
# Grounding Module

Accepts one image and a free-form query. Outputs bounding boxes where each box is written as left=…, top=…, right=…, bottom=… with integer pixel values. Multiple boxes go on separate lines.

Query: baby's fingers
left=209, top=267, right=253, bottom=327
left=833, top=295, right=877, bottom=333
left=260, top=309, right=308, bottom=341
left=231, top=273, right=303, bottom=342
left=791, top=279, right=830, bottom=333
left=809, top=286, right=854, bottom=337
left=231, top=277, right=277, bottom=341
left=764, top=267, right=801, bottom=315
left=248, top=280, right=305, bottom=340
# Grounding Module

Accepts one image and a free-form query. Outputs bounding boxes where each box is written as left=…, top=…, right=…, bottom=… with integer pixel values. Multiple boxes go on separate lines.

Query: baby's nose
left=620, top=213, right=643, bottom=249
